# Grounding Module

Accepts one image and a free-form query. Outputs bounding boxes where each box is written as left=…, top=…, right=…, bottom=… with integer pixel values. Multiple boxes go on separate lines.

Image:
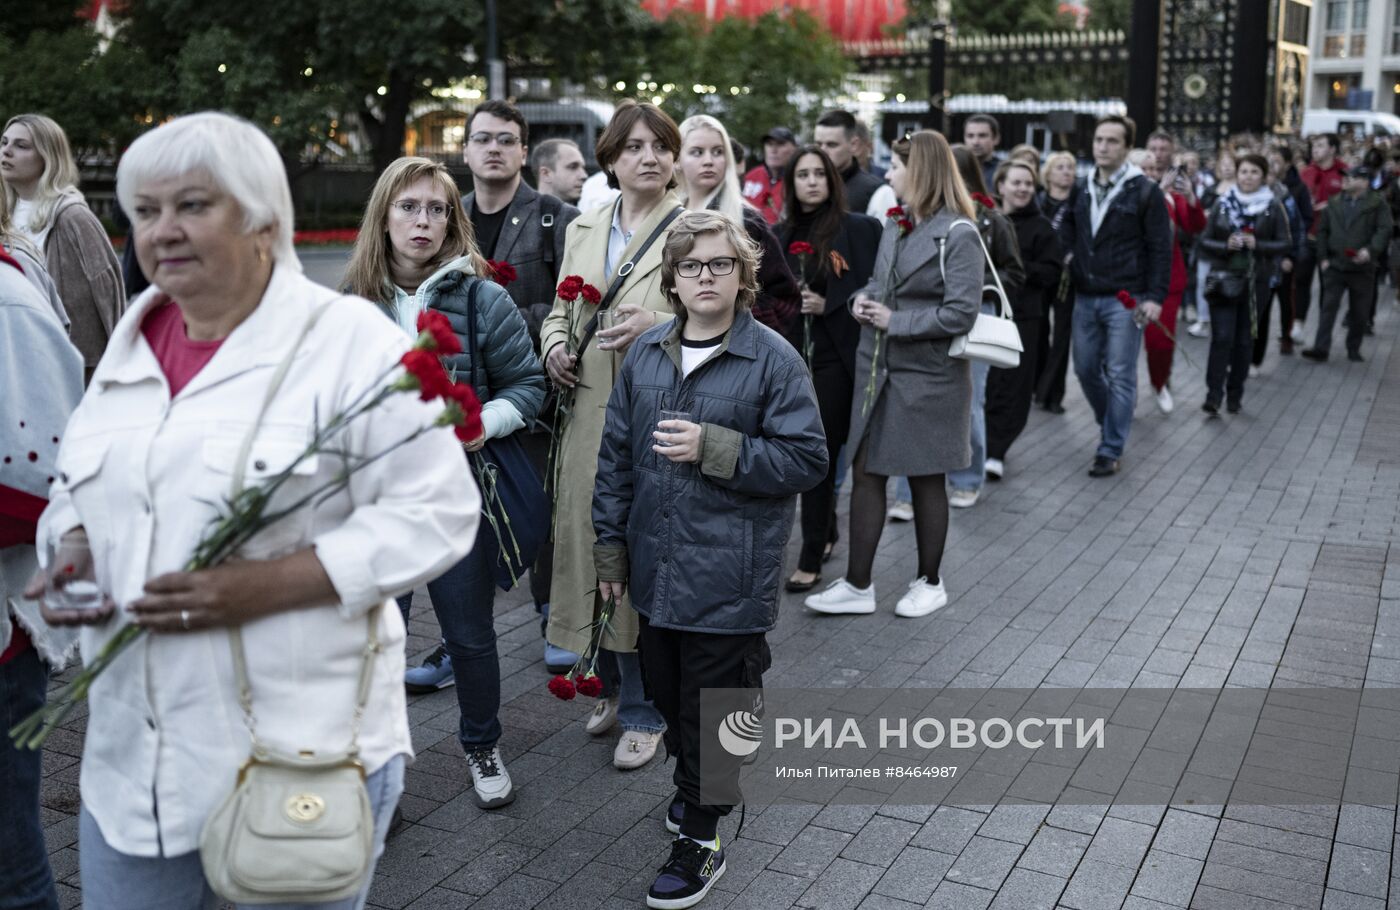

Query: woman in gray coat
left=806, top=131, right=983, bottom=620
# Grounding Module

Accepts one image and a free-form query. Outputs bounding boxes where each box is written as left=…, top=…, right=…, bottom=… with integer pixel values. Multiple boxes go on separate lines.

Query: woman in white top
left=33, top=112, right=480, bottom=909
left=1, top=114, right=124, bottom=380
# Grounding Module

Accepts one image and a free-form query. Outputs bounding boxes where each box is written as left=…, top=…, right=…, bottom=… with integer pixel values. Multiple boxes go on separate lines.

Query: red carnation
left=400, top=349, right=454, bottom=402
left=886, top=206, right=905, bottom=220
left=415, top=310, right=463, bottom=356
left=972, top=192, right=996, bottom=209
left=444, top=382, right=484, bottom=443
left=580, top=284, right=602, bottom=306
left=788, top=241, right=815, bottom=256
left=1344, top=248, right=1357, bottom=259
left=1116, top=290, right=1137, bottom=309
left=1241, top=225, right=1255, bottom=235
left=574, top=673, right=604, bottom=698
left=548, top=674, right=577, bottom=700
left=897, top=218, right=914, bottom=236
left=487, top=260, right=517, bottom=284
left=557, top=275, right=585, bottom=302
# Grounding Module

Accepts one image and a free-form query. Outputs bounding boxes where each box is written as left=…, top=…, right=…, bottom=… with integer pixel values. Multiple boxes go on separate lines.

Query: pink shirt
left=140, top=299, right=224, bottom=397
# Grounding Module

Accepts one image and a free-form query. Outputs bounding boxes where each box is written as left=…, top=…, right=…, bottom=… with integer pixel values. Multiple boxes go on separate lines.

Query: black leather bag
left=1203, top=269, right=1249, bottom=305
left=465, top=281, right=551, bottom=591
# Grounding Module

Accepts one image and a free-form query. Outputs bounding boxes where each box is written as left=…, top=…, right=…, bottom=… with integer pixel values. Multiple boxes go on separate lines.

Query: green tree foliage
left=627, top=11, right=849, bottom=150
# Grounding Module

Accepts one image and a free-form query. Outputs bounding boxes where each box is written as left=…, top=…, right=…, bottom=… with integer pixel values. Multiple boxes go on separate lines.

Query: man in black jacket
left=1064, top=115, right=1172, bottom=477
left=813, top=110, right=897, bottom=218
left=461, top=100, right=582, bottom=673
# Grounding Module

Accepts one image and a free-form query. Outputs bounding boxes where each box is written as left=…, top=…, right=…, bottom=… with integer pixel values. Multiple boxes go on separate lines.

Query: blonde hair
left=677, top=115, right=747, bottom=225
left=2, top=114, right=81, bottom=235
left=892, top=130, right=974, bottom=221
left=660, top=209, right=760, bottom=316
left=1008, top=144, right=1041, bottom=166
left=0, top=184, right=43, bottom=261
left=118, top=112, right=300, bottom=271
left=344, top=157, right=488, bottom=302
left=1041, top=151, right=1076, bottom=189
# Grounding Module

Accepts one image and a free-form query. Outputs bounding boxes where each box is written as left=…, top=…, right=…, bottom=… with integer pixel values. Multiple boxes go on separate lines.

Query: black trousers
left=1255, top=268, right=1295, bottom=366
left=1035, top=290, right=1074, bottom=409
left=637, top=613, right=769, bottom=841
left=986, top=318, right=1040, bottom=461
left=1315, top=267, right=1373, bottom=356
left=1294, top=239, right=1319, bottom=323
left=519, top=419, right=554, bottom=610
left=1206, top=295, right=1254, bottom=407
left=797, top=340, right=853, bottom=573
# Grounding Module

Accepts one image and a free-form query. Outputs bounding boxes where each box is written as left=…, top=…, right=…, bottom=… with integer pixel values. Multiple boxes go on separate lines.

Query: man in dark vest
left=813, top=109, right=897, bottom=218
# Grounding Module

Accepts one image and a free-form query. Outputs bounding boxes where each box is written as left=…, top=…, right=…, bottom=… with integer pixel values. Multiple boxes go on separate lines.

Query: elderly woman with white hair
left=30, top=112, right=480, bottom=908
left=675, top=114, right=800, bottom=335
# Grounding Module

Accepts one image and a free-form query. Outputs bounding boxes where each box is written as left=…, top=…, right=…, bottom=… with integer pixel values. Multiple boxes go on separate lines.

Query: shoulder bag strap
left=226, top=300, right=380, bottom=757
left=576, top=204, right=683, bottom=353
left=540, top=194, right=561, bottom=277
left=941, top=218, right=1014, bottom=320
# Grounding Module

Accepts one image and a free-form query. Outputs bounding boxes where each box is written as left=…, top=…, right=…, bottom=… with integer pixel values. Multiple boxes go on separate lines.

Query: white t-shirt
left=12, top=198, right=51, bottom=251
left=680, top=330, right=726, bottom=378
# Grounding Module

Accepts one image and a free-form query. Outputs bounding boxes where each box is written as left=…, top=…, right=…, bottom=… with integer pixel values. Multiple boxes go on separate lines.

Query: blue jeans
left=0, top=645, right=59, bottom=910
left=595, top=648, right=666, bottom=733
left=399, top=535, right=502, bottom=752
left=946, top=359, right=990, bottom=491
left=1072, top=293, right=1143, bottom=460
left=77, top=755, right=405, bottom=910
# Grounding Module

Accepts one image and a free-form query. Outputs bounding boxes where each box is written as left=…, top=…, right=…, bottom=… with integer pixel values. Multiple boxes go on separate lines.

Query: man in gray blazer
left=463, top=99, right=581, bottom=672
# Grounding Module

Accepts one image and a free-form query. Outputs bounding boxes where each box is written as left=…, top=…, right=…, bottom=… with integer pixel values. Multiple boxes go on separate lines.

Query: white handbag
left=943, top=218, right=1023, bottom=369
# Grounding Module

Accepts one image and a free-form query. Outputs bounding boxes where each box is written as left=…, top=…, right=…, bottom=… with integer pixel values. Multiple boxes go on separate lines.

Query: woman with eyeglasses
left=345, top=157, right=546, bottom=810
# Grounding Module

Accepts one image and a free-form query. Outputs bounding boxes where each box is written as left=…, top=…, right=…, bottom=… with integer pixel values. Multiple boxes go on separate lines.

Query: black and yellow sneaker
left=646, top=837, right=726, bottom=909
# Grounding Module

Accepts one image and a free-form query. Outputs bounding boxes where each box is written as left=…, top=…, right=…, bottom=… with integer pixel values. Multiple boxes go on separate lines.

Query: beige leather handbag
left=198, top=304, right=382, bottom=903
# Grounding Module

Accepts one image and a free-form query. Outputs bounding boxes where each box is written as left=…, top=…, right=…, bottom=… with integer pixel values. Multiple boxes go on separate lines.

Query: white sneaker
left=1290, top=322, right=1306, bottom=344
left=804, top=578, right=876, bottom=615
left=585, top=697, right=619, bottom=736
left=1248, top=365, right=1260, bottom=378
left=984, top=458, right=1004, bottom=480
left=1156, top=386, right=1174, bottom=414
left=1187, top=321, right=1210, bottom=338
left=948, top=488, right=980, bottom=509
left=466, top=746, right=515, bottom=808
left=895, top=577, right=948, bottom=618
left=1184, top=304, right=1198, bottom=322
left=614, top=730, right=663, bottom=770
left=887, top=500, right=914, bottom=522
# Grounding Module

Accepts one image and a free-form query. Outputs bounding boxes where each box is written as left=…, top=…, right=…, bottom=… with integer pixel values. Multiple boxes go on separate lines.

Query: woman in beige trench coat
left=541, top=101, right=683, bottom=769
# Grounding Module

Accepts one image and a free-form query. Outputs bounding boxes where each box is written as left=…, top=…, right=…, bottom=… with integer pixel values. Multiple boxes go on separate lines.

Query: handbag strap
left=224, top=301, right=381, bottom=758
left=941, top=218, right=1015, bottom=320
left=576, top=204, right=683, bottom=352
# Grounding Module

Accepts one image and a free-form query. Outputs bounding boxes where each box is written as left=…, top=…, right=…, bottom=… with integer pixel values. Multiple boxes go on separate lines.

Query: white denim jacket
left=37, top=266, right=480, bottom=857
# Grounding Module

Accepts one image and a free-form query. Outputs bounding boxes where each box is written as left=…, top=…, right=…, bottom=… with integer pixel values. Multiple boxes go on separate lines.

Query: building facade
left=1306, top=0, right=1400, bottom=112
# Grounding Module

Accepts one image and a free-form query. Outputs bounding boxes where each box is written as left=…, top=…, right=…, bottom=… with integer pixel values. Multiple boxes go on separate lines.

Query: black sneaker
left=1348, top=351, right=1365, bottom=362
left=665, top=794, right=685, bottom=834
left=1300, top=348, right=1328, bottom=362
left=1202, top=402, right=1220, bottom=418
left=1226, top=400, right=1241, bottom=414
left=1087, top=456, right=1119, bottom=477
left=647, top=838, right=726, bottom=909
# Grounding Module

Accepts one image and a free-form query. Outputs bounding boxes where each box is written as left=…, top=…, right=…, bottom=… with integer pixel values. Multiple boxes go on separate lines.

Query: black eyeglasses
left=674, top=257, right=737, bottom=278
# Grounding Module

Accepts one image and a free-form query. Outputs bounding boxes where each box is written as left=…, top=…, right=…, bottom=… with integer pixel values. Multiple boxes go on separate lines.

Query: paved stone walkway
left=39, top=294, right=1400, bottom=909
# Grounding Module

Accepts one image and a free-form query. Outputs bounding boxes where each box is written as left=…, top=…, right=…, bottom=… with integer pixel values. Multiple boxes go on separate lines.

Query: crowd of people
left=0, top=95, right=1395, bottom=910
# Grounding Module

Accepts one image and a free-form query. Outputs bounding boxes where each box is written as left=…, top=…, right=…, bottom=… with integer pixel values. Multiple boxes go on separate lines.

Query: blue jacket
left=592, top=310, right=828, bottom=634
left=1064, top=168, right=1173, bottom=303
